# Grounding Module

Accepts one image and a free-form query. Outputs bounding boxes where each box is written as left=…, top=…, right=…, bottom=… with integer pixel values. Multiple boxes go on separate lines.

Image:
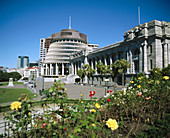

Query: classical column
left=139, top=47, right=143, bottom=72
left=164, top=43, right=168, bottom=67
left=50, top=64, right=52, bottom=75
left=41, top=64, right=44, bottom=76
left=71, top=62, right=74, bottom=75
left=91, top=58, right=94, bottom=69
left=94, top=58, right=97, bottom=74
left=110, top=54, right=112, bottom=65
left=56, top=63, right=58, bottom=75
left=129, top=50, right=133, bottom=73
left=116, top=52, right=118, bottom=61
left=126, top=51, right=130, bottom=74
left=62, top=63, right=64, bottom=76
left=104, top=55, right=107, bottom=66
left=84, top=56, right=88, bottom=64
left=143, top=41, right=148, bottom=73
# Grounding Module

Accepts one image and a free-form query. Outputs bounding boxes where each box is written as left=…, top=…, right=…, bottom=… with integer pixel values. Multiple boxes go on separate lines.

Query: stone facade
left=41, top=20, right=170, bottom=84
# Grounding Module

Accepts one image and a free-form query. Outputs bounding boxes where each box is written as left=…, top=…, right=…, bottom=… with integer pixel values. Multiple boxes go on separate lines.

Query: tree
left=10, top=72, right=22, bottom=81
left=83, top=64, right=92, bottom=84
left=103, top=65, right=111, bottom=79
left=90, top=68, right=96, bottom=85
left=113, top=59, right=131, bottom=89
left=111, top=63, right=118, bottom=91
left=96, top=61, right=105, bottom=85
left=77, top=69, right=85, bottom=84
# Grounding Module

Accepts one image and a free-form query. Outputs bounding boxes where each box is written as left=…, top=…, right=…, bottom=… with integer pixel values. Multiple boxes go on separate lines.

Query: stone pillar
left=91, top=58, right=94, bottom=69
left=71, top=62, right=74, bottom=75
left=126, top=51, right=130, bottom=74
left=56, top=63, right=58, bottom=75
left=41, top=64, right=44, bottom=76
left=94, top=58, right=97, bottom=74
left=62, top=63, right=64, bottom=75
left=110, top=54, right=112, bottom=66
left=84, top=56, right=88, bottom=65
left=139, top=47, right=143, bottom=72
left=155, top=39, right=162, bottom=68
left=75, top=62, right=77, bottom=75
left=143, top=41, right=148, bottom=73
left=129, top=50, right=133, bottom=73
left=164, top=43, right=168, bottom=67
left=104, top=55, right=107, bottom=66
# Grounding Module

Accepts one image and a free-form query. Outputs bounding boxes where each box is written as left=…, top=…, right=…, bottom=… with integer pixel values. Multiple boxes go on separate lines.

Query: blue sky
left=0, top=0, right=170, bottom=68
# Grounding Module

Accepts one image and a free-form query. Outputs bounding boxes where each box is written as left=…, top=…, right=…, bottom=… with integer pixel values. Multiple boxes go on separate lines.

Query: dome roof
left=51, top=29, right=87, bottom=43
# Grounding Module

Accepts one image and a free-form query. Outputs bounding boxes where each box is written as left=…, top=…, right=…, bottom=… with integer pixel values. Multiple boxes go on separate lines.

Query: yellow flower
left=106, top=118, right=119, bottom=131
left=59, top=76, right=62, bottom=79
left=81, top=101, right=83, bottom=103
left=34, top=124, right=37, bottom=127
left=81, top=94, right=83, bottom=97
left=10, top=101, right=21, bottom=111
left=28, top=112, right=31, bottom=116
left=95, top=103, right=100, bottom=109
left=91, top=109, right=96, bottom=113
left=91, top=123, right=96, bottom=126
left=163, top=76, right=169, bottom=80
left=138, top=85, right=141, bottom=88
left=65, top=88, right=67, bottom=91
left=148, top=81, right=150, bottom=84
left=155, top=80, right=160, bottom=84
left=155, top=71, right=157, bottom=73
left=138, top=77, right=141, bottom=80
left=130, top=81, right=134, bottom=83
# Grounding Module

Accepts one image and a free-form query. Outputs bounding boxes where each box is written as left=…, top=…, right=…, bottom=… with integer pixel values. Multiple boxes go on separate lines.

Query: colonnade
left=41, top=63, right=69, bottom=76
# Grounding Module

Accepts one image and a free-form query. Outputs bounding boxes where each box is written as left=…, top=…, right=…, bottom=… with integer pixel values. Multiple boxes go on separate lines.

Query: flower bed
left=3, top=66, right=170, bottom=137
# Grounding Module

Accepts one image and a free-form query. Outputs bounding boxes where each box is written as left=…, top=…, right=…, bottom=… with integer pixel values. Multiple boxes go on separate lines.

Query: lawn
left=0, top=88, right=37, bottom=103
left=0, top=81, right=23, bottom=86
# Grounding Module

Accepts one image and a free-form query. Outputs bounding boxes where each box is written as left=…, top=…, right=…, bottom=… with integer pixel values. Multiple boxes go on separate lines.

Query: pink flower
left=107, top=99, right=111, bottom=102
left=43, top=123, right=46, bottom=126
left=41, top=125, right=43, bottom=128
left=146, top=97, right=149, bottom=100
left=107, top=90, right=112, bottom=93
left=137, top=93, right=142, bottom=96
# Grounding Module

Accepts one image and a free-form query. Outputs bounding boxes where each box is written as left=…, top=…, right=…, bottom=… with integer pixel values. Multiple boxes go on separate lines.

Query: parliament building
left=40, top=20, right=170, bottom=85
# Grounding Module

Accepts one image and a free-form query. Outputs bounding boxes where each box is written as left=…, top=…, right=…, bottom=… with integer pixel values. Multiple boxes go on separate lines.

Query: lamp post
left=104, top=79, right=109, bottom=95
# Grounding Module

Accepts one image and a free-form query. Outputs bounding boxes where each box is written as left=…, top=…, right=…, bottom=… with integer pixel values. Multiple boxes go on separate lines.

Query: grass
left=0, top=81, right=23, bottom=86
left=0, top=88, right=37, bottom=104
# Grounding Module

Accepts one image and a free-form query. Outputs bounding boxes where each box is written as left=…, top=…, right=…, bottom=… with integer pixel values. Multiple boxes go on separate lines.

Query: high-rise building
left=17, top=56, right=29, bottom=68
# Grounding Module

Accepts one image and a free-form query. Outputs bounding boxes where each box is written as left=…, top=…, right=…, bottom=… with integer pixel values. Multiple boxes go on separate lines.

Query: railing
left=0, top=121, right=11, bottom=137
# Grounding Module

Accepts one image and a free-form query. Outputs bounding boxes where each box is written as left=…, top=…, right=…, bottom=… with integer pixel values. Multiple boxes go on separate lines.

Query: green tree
left=96, top=61, right=105, bottom=85
left=77, top=69, right=85, bottom=83
left=103, top=65, right=111, bottom=79
left=114, top=59, right=131, bottom=89
left=9, top=72, right=22, bottom=81
left=83, top=64, right=92, bottom=84
left=111, top=63, right=118, bottom=91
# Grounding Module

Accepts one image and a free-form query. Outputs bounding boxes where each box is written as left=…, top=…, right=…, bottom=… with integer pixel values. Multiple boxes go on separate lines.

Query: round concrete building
left=41, top=29, right=89, bottom=77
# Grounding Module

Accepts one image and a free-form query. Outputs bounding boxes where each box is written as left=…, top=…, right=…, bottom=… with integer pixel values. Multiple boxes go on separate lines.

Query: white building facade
left=40, top=20, right=170, bottom=84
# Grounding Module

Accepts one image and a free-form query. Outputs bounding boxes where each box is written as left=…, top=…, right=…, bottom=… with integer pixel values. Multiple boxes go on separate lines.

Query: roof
left=26, top=67, right=39, bottom=70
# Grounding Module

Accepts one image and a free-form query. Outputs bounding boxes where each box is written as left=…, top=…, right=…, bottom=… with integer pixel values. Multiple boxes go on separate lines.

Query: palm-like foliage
left=77, top=69, right=85, bottom=83
left=83, top=64, right=96, bottom=84
left=113, top=59, right=131, bottom=89
left=96, top=61, right=105, bottom=85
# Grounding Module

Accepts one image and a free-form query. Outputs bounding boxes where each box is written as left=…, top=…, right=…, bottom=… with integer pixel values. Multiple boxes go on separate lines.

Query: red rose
left=64, top=127, right=66, bottom=130
left=90, top=91, right=95, bottom=95
left=41, top=125, right=43, bottom=128
left=107, top=90, right=112, bottom=93
left=107, top=99, right=111, bottom=102
left=43, top=123, right=46, bottom=126
left=89, top=94, right=93, bottom=97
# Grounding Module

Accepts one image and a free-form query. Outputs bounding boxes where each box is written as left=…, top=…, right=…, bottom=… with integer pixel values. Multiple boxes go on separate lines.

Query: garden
left=2, top=64, right=170, bottom=137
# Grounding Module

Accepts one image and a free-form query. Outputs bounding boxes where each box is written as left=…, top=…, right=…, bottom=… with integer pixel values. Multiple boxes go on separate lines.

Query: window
left=149, top=45, right=152, bottom=54
left=150, top=60, right=153, bottom=70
